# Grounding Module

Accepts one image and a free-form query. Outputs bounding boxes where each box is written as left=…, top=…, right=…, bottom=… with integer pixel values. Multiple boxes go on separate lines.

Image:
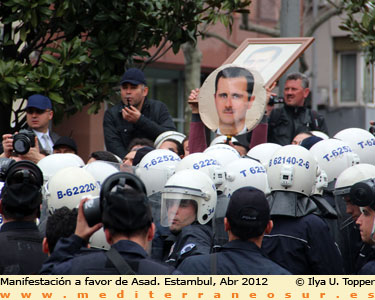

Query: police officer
left=0, top=160, right=47, bottom=274
left=157, top=169, right=217, bottom=267
left=350, top=178, right=375, bottom=274
left=262, top=145, right=344, bottom=274
left=334, top=164, right=375, bottom=274
left=177, top=187, right=291, bottom=274
left=39, top=172, right=178, bottom=275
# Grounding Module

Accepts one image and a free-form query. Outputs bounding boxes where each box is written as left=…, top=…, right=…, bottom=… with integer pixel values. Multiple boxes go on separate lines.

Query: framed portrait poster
left=223, top=37, right=314, bottom=88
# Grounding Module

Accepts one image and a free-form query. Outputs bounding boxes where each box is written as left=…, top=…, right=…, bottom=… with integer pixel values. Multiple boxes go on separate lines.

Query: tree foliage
left=0, top=0, right=250, bottom=131
left=339, top=0, right=375, bottom=65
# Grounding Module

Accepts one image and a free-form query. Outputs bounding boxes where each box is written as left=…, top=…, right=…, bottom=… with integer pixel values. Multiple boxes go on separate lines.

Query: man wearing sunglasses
left=1, top=94, right=60, bottom=160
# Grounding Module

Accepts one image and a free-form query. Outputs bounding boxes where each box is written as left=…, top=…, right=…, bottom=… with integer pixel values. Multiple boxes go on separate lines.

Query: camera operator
left=39, top=172, right=179, bottom=275
left=1, top=94, right=60, bottom=162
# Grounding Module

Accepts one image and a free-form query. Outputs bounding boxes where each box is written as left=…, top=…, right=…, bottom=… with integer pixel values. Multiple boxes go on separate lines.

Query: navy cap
left=53, top=136, right=78, bottom=153
left=120, top=68, right=146, bottom=86
left=300, top=135, right=323, bottom=150
left=226, top=186, right=270, bottom=224
left=132, top=146, right=155, bottom=166
left=26, top=94, right=52, bottom=110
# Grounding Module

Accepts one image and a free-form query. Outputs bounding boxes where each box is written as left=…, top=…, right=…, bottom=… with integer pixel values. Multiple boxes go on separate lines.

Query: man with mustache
left=214, top=67, right=255, bottom=137
left=267, top=72, right=328, bottom=145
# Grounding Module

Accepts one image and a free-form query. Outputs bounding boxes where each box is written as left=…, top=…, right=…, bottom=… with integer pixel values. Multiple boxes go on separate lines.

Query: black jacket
left=39, top=234, right=178, bottom=275
left=0, top=221, right=47, bottom=274
left=177, top=239, right=291, bottom=275
left=164, top=223, right=215, bottom=267
left=268, top=105, right=328, bottom=145
left=103, top=98, right=176, bottom=158
left=262, top=214, right=344, bottom=275
left=358, top=249, right=375, bottom=274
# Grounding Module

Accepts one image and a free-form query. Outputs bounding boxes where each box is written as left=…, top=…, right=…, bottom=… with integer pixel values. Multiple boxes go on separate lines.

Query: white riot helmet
left=335, top=164, right=375, bottom=196
left=84, top=160, right=120, bottom=188
left=175, top=152, right=225, bottom=188
left=89, top=229, right=110, bottom=250
left=203, top=143, right=240, bottom=166
left=309, top=138, right=360, bottom=184
left=161, top=170, right=217, bottom=226
left=209, top=135, right=239, bottom=146
left=334, top=128, right=375, bottom=165
left=267, top=145, right=319, bottom=196
left=311, top=131, right=329, bottom=140
left=154, top=131, right=186, bottom=149
left=334, top=164, right=375, bottom=228
left=247, top=143, right=282, bottom=168
left=135, top=149, right=181, bottom=196
left=223, top=157, right=269, bottom=197
left=46, top=167, right=99, bottom=212
left=37, top=153, right=85, bottom=183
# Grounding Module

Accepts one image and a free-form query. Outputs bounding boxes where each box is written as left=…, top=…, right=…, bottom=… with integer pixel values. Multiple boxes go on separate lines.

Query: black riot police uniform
left=177, top=239, right=290, bottom=275
left=39, top=234, right=178, bottom=275
left=262, top=191, right=344, bottom=275
left=163, top=223, right=215, bottom=267
left=0, top=221, right=46, bottom=274
left=358, top=251, right=375, bottom=275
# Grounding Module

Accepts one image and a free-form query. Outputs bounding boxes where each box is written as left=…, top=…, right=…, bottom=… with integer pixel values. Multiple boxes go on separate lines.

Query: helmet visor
left=335, top=193, right=359, bottom=230
left=160, top=192, right=202, bottom=227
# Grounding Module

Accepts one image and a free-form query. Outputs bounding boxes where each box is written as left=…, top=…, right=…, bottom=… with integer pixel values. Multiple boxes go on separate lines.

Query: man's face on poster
left=244, top=49, right=278, bottom=72
left=214, top=76, right=254, bottom=136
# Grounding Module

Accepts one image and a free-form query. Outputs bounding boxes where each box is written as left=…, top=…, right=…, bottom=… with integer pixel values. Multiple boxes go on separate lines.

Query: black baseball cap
left=120, top=68, right=146, bottom=86
left=226, top=186, right=270, bottom=224
left=53, top=136, right=78, bottom=153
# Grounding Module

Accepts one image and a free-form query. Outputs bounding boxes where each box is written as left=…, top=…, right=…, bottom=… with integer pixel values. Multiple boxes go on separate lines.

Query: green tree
left=0, top=0, right=250, bottom=134
left=339, top=0, right=375, bottom=65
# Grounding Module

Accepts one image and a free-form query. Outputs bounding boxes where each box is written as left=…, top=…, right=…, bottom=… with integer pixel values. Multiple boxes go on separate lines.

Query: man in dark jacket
left=177, top=187, right=290, bottom=275
left=103, top=68, right=176, bottom=158
left=0, top=161, right=47, bottom=274
left=268, top=72, right=328, bottom=145
left=39, top=173, right=178, bottom=275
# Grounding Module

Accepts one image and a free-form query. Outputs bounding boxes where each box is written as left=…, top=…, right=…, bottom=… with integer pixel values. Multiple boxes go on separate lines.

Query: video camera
left=83, top=172, right=147, bottom=227
left=268, top=95, right=284, bottom=106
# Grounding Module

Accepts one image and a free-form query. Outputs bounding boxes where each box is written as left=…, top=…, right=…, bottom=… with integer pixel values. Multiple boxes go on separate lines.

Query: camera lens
left=13, top=137, right=31, bottom=155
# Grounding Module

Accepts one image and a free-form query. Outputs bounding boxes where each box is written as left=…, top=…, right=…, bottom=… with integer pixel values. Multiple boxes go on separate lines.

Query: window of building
left=363, top=62, right=374, bottom=105
left=338, top=52, right=358, bottom=103
left=144, top=68, right=185, bottom=132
